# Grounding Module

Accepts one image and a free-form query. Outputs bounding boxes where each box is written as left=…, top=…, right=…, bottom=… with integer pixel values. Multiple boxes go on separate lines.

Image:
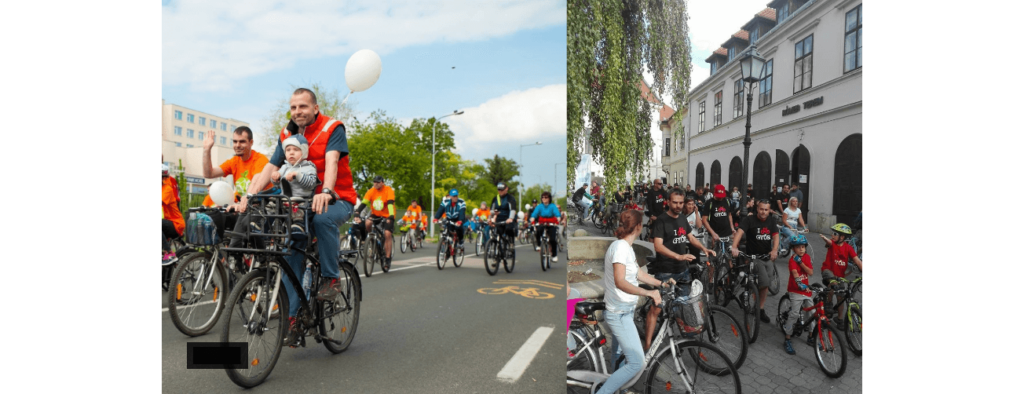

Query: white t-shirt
left=685, top=211, right=699, bottom=231
left=784, top=207, right=801, bottom=228
left=603, top=239, right=640, bottom=313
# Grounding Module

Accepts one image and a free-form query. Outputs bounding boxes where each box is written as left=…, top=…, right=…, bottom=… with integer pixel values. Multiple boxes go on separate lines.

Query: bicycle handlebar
left=737, top=251, right=771, bottom=260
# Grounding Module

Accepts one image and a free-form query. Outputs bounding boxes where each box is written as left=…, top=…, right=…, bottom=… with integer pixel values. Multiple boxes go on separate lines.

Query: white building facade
left=161, top=99, right=250, bottom=194
left=684, top=0, right=862, bottom=232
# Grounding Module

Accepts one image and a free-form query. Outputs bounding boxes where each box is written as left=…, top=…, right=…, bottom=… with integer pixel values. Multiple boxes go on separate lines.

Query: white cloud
left=163, top=0, right=565, bottom=91
left=447, top=84, right=566, bottom=144
left=691, top=61, right=712, bottom=90
left=688, top=0, right=769, bottom=54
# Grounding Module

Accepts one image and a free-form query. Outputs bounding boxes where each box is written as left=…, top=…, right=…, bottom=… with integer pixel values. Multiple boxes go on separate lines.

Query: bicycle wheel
left=453, top=241, right=465, bottom=267
left=767, top=261, right=781, bottom=296
left=362, top=233, right=375, bottom=277
left=320, top=262, right=360, bottom=354
left=436, top=237, right=448, bottom=270
left=645, top=341, right=741, bottom=394
left=221, top=267, right=288, bottom=388
left=740, top=281, right=760, bottom=343
left=845, top=304, right=862, bottom=357
left=400, top=232, right=408, bottom=253
left=813, top=321, right=848, bottom=378
left=168, top=252, right=229, bottom=337
left=567, top=329, right=598, bottom=394
left=503, top=239, right=516, bottom=273
left=484, top=240, right=499, bottom=276
left=776, top=294, right=792, bottom=334
left=704, top=305, right=749, bottom=371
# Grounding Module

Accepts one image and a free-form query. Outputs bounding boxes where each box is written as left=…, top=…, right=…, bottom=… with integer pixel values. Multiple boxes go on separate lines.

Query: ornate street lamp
left=738, top=43, right=765, bottom=216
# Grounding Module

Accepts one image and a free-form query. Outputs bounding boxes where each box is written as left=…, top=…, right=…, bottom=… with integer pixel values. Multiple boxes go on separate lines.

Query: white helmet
left=517, top=211, right=525, bottom=220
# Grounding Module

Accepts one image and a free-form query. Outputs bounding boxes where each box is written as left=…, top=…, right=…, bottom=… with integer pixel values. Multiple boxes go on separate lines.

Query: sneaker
left=784, top=339, right=796, bottom=355
left=759, top=309, right=771, bottom=324
left=162, top=252, right=177, bottom=266
left=317, top=278, right=342, bottom=301
left=552, top=256, right=558, bottom=263
left=534, top=246, right=540, bottom=251
left=284, top=317, right=301, bottom=347
left=384, top=257, right=392, bottom=271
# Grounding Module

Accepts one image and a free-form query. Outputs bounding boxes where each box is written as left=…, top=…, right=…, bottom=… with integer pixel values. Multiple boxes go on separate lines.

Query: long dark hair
left=615, top=209, right=643, bottom=239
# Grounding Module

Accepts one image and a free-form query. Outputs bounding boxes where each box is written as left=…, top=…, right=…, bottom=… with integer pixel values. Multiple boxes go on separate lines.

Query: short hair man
left=202, top=126, right=273, bottom=206
left=731, top=199, right=780, bottom=324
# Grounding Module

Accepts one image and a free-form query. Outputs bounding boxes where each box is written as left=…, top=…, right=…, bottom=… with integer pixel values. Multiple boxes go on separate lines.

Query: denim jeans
left=598, top=309, right=644, bottom=394
left=282, top=200, right=354, bottom=318
left=653, top=271, right=692, bottom=298
left=580, top=198, right=593, bottom=219
left=779, top=226, right=795, bottom=251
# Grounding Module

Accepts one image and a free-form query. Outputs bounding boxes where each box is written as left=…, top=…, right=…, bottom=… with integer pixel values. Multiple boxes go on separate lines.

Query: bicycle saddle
left=338, top=249, right=359, bottom=258
left=575, top=301, right=606, bottom=316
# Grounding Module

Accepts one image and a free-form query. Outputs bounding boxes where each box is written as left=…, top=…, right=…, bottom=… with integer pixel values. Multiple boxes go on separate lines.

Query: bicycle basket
left=670, top=280, right=706, bottom=335
left=185, top=211, right=220, bottom=246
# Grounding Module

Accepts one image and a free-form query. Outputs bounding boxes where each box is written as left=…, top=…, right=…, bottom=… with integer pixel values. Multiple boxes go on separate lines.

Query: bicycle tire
left=436, top=237, right=448, bottom=270
left=539, top=234, right=549, bottom=272
left=813, top=321, right=848, bottom=378
left=845, top=304, right=862, bottom=356
left=453, top=241, right=465, bottom=268
left=168, top=251, right=229, bottom=337
left=776, top=294, right=793, bottom=334
left=704, top=305, right=749, bottom=371
left=741, top=280, right=760, bottom=343
left=400, top=232, right=408, bottom=253
left=644, top=341, right=741, bottom=394
left=484, top=240, right=499, bottom=276
left=221, top=267, right=288, bottom=388
left=362, top=233, right=375, bottom=277
left=566, top=329, right=597, bottom=394
left=503, top=239, right=515, bottom=273
left=320, top=261, right=360, bottom=354
left=475, top=231, right=482, bottom=256
left=767, top=260, right=781, bottom=296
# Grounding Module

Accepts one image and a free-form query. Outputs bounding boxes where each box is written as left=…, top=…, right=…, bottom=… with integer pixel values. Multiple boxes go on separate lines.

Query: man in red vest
left=234, top=88, right=357, bottom=347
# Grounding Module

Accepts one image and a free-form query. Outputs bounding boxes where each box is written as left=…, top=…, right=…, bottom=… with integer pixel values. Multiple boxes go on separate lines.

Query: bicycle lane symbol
left=477, top=280, right=563, bottom=300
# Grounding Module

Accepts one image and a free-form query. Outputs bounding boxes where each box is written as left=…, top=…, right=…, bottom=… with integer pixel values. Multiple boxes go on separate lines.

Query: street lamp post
left=519, top=142, right=542, bottom=212
left=738, top=43, right=766, bottom=216
left=431, top=110, right=464, bottom=237
left=554, top=162, right=563, bottom=196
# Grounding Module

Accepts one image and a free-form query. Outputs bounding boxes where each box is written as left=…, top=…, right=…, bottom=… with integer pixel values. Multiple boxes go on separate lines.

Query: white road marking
left=496, top=326, right=555, bottom=383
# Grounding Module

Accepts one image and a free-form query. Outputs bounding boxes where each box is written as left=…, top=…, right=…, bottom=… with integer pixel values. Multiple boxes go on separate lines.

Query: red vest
left=280, top=113, right=358, bottom=205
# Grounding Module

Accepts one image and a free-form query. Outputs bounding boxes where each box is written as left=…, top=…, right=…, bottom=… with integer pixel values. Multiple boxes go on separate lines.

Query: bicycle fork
left=246, top=268, right=283, bottom=334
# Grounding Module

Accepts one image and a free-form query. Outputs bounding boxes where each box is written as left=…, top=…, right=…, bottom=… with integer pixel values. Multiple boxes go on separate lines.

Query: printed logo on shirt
left=755, top=226, right=772, bottom=241
left=671, top=227, right=688, bottom=244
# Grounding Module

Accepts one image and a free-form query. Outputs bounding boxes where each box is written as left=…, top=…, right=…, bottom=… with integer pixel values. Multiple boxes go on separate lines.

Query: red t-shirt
left=787, top=254, right=813, bottom=297
left=821, top=241, right=858, bottom=278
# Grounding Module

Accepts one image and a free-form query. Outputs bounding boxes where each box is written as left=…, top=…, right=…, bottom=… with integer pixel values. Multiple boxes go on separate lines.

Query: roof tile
left=757, top=7, right=777, bottom=21
left=732, top=30, right=749, bottom=41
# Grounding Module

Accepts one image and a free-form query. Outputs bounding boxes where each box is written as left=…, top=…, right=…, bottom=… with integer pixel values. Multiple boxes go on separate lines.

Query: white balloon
left=517, top=211, right=525, bottom=220
left=209, top=181, right=234, bottom=206
left=525, top=204, right=532, bottom=210
left=472, top=208, right=479, bottom=216
left=345, top=49, right=382, bottom=93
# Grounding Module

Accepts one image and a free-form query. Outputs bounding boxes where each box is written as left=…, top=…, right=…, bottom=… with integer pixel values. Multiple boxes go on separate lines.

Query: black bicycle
left=219, top=194, right=361, bottom=388
left=436, top=217, right=465, bottom=270
left=712, top=249, right=765, bottom=343
left=360, top=216, right=392, bottom=277
left=534, top=222, right=557, bottom=271
left=484, top=222, right=516, bottom=276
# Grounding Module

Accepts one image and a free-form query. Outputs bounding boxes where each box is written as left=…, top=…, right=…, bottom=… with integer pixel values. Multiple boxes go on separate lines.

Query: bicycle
left=518, top=222, right=535, bottom=245
left=558, top=222, right=567, bottom=252
left=360, top=216, right=392, bottom=277
left=824, top=275, right=862, bottom=357
left=400, top=222, right=419, bottom=253
left=534, top=222, right=558, bottom=272
left=219, top=194, right=361, bottom=388
left=339, top=216, right=364, bottom=267
left=776, top=282, right=848, bottom=378
left=634, top=257, right=749, bottom=371
left=567, top=283, right=741, bottom=394
left=483, top=222, right=516, bottom=276
left=435, top=217, right=465, bottom=270
left=712, top=249, right=765, bottom=343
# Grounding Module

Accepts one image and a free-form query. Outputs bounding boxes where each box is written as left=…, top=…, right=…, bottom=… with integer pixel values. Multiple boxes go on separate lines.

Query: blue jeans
left=653, top=271, right=692, bottom=298
left=779, top=226, right=795, bottom=251
left=282, top=200, right=353, bottom=318
left=580, top=198, right=593, bottom=219
left=598, top=309, right=644, bottom=394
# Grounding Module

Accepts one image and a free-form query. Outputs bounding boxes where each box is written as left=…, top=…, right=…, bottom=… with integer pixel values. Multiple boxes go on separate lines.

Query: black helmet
left=373, top=175, right=384, bottom=183
left=532, top=199, right=538, bottom=204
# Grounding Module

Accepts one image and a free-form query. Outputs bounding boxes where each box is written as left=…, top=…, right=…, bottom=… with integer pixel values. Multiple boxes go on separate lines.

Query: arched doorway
left=695, top=162, right=705, bottom=189
left=710, top=160, right=722, bottom=186
left=775, top=149, right=790, bottom=188
left=753, top=151, right=772, bottom=200
left=791, top=145, right=811, bottom=213
left=728, top=156, right=743, bottom=192
left=833, top=134, right=862, bottom=225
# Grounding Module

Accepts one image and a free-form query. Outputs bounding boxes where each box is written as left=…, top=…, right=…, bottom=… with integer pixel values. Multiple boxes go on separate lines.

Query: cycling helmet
left=449, top=188, right=459, bottom=197
left=496, top=182, right=507, bottom=190
left=373, top=175, right=384, bottom=183
left=831, top=223, right=853, bottom=235
left=282, top=134, right=309, bottom=160
left=790, top=234, right=809, bottom=247
left=532, top=199, right=538, bottom=204
left=162, top=164, right=170, bottom=177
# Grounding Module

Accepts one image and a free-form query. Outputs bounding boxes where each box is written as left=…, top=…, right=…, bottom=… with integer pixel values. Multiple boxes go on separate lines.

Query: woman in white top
left=779, top=197, right=806, bottom=253
left=600, top=209, right=673, bottom=394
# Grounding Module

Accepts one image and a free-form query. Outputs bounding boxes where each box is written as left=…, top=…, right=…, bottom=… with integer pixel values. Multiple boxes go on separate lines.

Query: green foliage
left=568, top=0, right=692, bottom=196
left=482, top=155, right=521, bottom=194
left=259, top=82, right=357, bottom=150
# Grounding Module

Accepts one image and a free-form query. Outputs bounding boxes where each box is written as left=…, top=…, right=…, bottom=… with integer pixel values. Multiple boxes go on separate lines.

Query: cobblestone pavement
left=568, top=214, right=863, bottom=393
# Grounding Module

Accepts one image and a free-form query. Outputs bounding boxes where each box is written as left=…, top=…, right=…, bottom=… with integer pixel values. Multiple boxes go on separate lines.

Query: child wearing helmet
left=268, top=135, right=319, bottom=235
left=782, top=234, right=813, bottom=355
left=820, top=223, right=863, bottom=326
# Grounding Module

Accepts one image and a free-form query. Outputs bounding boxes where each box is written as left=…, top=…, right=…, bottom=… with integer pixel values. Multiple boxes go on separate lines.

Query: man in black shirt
left=645, top=179, right=669, bottom=224
left=730, top=199, right=779, bottom=323
left=643, top=188, right=715, bottom=351
left=775, top=184, right=790, bottom=213
left=702, top=184, right=735, bottom=266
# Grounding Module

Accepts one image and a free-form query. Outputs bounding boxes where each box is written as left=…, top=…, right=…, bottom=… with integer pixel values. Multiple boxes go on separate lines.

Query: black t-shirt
left=490, top=194, right=518, bottom=222
left=572, top=186, right=587, bottom=202
left=738, top=215, right=779, bottom=255
left=649, top=212, right=693, bottom=275
left=646, top=188, right=669, bottom=218
left=702, top=198, right=733, bottom=237
left=776, top=193, right=789, bottom=212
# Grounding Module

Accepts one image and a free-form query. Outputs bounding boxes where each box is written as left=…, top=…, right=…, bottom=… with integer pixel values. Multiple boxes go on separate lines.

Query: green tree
left=567, top=0, right=692, bottom=196
left=259, top=82, right=357, bottom=150
left=482, top=154, right=521, bottom=194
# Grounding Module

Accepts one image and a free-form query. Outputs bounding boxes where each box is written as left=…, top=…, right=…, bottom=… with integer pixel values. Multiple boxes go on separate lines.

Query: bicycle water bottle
left=302, top=263, right=312, bottom=298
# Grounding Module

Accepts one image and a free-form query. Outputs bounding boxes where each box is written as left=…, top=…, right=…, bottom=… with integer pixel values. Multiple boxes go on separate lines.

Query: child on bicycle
left=782, top=234, right=813, bottom=355
left=270, top=135, right=319, bottom=234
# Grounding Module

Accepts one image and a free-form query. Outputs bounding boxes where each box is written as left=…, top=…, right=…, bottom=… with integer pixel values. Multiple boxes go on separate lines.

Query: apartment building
left=161, top=99, right=250, bottom=193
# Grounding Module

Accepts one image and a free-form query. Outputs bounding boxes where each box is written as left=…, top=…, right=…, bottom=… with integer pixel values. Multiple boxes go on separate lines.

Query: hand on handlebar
left=678, top=254, right=696, bottom=262
left=649, top=290, right=663, bottom=308
left=455, top=221, right=462, bottom=227
left=661, top=278, right=676, bottom=288
left=730, top=246, right=739, bottom=258
left=769, top=250, right=777, bottom=261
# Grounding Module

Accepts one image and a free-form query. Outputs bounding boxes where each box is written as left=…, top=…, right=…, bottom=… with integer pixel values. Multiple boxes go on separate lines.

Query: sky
left=687, top=0, right=777, bottom=91
left=162, top=0, right=568, bottom=196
